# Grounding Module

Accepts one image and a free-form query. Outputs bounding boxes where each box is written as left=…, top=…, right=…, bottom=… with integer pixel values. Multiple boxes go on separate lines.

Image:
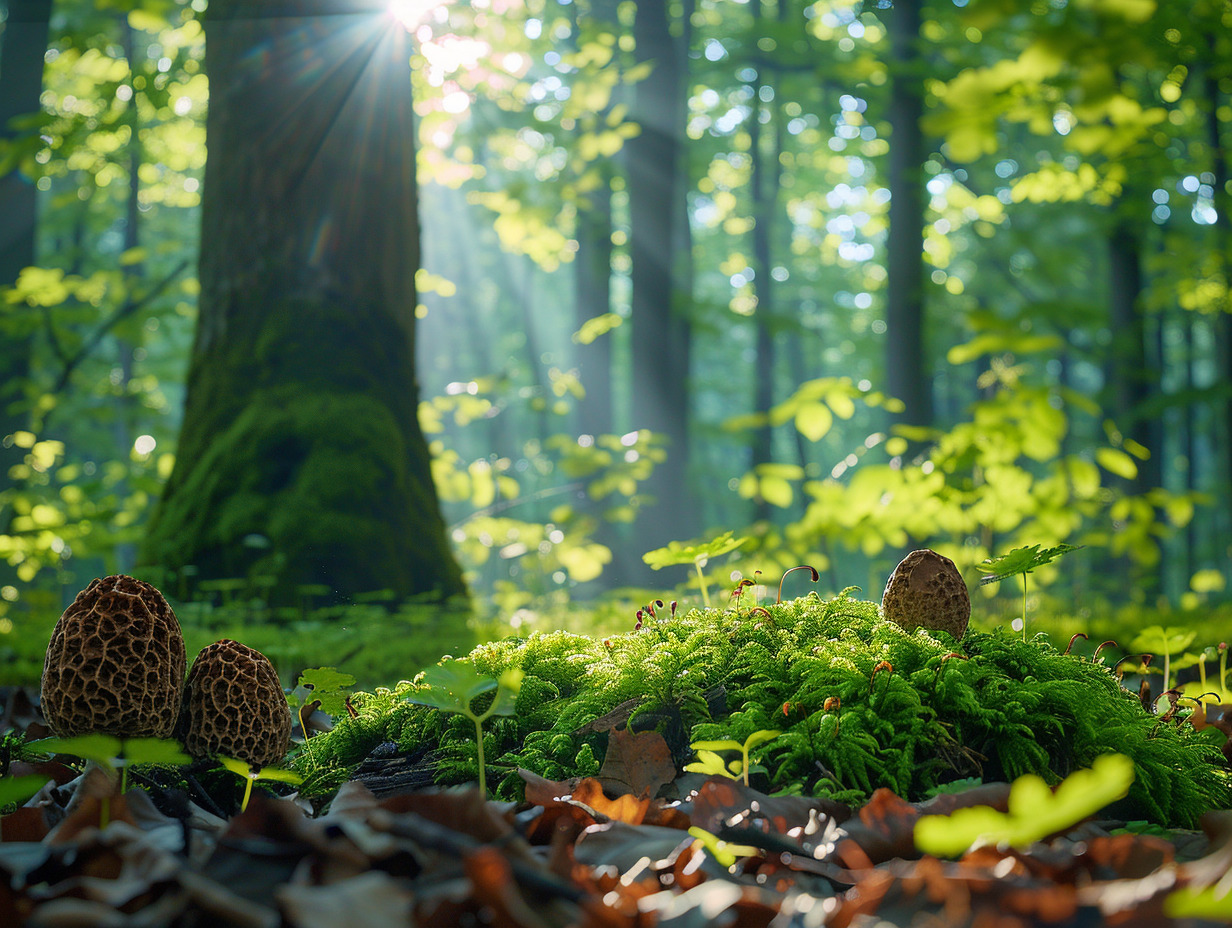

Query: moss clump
left=292, top=593, right=1230, bottom=827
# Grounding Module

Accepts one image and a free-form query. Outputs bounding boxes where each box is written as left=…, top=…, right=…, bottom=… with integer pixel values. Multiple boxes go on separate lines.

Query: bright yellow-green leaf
left=1095, top=447, right=1138, bottom=480
left=1189, top=569, right=1226, bottom=594
left=794, top=403, right=833, bottom=442
left=915, top=754, right=1134, bottom=856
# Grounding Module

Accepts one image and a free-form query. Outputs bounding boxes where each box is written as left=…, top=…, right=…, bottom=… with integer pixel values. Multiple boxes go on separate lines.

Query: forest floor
left=2, top=685, right=1231, bottom=928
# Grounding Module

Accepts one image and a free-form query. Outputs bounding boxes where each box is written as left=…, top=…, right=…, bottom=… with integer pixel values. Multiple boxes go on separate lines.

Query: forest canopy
left=1, top=0, right=1230, bottom=654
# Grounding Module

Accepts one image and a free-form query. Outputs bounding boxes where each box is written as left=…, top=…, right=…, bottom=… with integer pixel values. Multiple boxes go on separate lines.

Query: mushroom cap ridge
left=881, top=549, right=971, bottom=639
left=180, top=638, right=292, bottom=769
left=41, top=574, right=186, bottom=739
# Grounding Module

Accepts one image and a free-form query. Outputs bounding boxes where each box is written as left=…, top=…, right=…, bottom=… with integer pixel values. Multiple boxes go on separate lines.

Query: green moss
left=141, top=296, right=465, bottom=604
left=291, top=593, right=1230, bottom=827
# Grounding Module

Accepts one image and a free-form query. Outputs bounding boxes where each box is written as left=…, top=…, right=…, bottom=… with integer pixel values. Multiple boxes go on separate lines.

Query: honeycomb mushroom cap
left=41, top=575, right=186, bottom=739
left=881, top=549, right=971, bottom=639
left=180, top=639, right=291, bottom=768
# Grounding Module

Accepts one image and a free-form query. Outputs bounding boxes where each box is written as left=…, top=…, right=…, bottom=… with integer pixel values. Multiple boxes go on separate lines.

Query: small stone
left=881, top=549, right=970, bottom=640
left=42, top=575, right=186, bottom=739
left=180, top=639, right=292, bottom=768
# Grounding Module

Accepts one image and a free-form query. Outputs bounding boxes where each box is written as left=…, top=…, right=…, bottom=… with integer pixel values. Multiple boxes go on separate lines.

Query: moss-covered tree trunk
left=141, top=0, right=466, bottom=604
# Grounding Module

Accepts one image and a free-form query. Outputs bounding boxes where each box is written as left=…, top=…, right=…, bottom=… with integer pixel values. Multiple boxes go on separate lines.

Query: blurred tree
left=879, top=0, right=931, bottom=430
left=628, top=0, right=697, bottom=563
left=141, top=0, right=465, bottom=604
left=0, top=0, right=52, bottom=503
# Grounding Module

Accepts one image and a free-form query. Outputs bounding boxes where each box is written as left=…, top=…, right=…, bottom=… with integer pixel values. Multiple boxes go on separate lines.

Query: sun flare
left=387, top=0, right=443, bottom=31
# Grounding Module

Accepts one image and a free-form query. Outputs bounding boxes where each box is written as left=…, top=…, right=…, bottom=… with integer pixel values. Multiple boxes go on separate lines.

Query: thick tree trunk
left=750, top=0, right=782, bottom=524
left=1107, top=217, right=1161, bottom=496
left=141, top=0, right=466, bottom=604
left=0, top=0, right=52, bottom=502
left=627, top=0, right=696, bottom=571
left=883, top=0, right=931, bottom=428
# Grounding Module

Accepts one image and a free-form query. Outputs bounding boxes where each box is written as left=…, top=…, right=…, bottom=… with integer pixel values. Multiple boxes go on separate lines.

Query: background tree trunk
left=0, top=0, right=52, bottom=502
left=141, top=0, right=466, bottom=605
left=627, top=0, right=696, bottom=572
left=882, top=0, right=931, bottom=429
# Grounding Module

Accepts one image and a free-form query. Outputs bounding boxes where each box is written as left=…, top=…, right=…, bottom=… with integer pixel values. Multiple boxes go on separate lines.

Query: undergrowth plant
left=290, top=594, right=1230, bottom=828
left=404, top=660, right=523, bottom=797
left=977, top=544, right=1082, bottom=640
left=685, top=730, right=781, bottom=786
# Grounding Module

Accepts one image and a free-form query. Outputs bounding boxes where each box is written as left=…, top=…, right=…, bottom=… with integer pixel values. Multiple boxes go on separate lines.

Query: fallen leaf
left=277, top=871, right=415, bottom=928
left=597, top=727, right=676, bottom=799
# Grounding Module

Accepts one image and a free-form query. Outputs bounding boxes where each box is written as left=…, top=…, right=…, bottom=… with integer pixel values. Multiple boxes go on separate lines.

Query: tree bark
left=883, top=0, right=931, bottom=428
left=141, top=0, right=466, bottom=604
left=1107, top=216, right=1161, bottom=496
left=627, top=0, right=696, bottom=567
left=0, top=0, right=52, bottom=502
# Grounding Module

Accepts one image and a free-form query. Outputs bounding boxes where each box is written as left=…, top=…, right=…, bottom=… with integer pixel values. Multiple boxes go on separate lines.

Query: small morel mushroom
left=42, top=575, right=186, bottom=739
left=180, top=639, right=292, bottom=769
left=881, top=549, right=970, bottom=640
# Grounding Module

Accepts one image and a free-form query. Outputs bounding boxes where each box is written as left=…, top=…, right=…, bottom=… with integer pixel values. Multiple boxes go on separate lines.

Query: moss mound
left=292, top=593, right=1230, bottom=827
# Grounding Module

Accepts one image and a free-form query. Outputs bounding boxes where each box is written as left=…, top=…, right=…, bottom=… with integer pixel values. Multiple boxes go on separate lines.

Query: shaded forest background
left=1, top=0, right=1231, bottom=681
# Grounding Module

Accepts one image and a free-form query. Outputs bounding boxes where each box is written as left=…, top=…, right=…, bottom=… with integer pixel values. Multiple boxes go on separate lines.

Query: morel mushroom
left=42, top=575, right=186, bottom=739
left=881, top=549, right=970, bottom=640
left=180, top=639, right=291, bottom=768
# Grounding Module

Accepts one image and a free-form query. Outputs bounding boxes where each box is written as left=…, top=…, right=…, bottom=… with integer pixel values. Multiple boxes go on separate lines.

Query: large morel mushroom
left=881, top=549, right=971, bottom=640
left=42, top=574, right=187, bottom=739
left=180, top=639, right=292, bottom=769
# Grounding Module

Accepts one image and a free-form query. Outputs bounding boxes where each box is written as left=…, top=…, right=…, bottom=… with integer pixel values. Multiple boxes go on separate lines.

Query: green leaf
left=28, top=734, right=122, bottom=770
left=914, top=754, right=1135, bottom=856
left=0, top=774, right=49, bottom=807
left=1165, top=884, right=1232, bottom=920
left=794, top=402, right=833, bottom=442
left=742, top=729, right=781, bottom=751
left=683, top=750, right=740, bottom=780
left=1095, top=447, right=1138, bottom=480
left=976, top=544, right=1082, bottom=585
left=296, top=667, right=357, bottom=716
left=1130, top=625, right=1196, bottom=656
left=120, top=738, right=190, bottom=766
left=642, top=531, right=748, bottom=569
left=690, top=739, right=744, bottom=753
left=407, top=659, right=499, bottom=717
left=572, top=312, right=623, bottom=345
left=219, top=755, right=304, bottom=784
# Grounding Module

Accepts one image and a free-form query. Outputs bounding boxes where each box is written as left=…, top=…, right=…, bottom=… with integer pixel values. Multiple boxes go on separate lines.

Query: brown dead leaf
left=597, top=727, right=676, bottom=799
left=277, top=871, right=415, bottom=928
left=381, top=787, right=512, bottom=844
left=464, top=845, right=556, bottom=928
left=573, top=778, right=650, bottom=826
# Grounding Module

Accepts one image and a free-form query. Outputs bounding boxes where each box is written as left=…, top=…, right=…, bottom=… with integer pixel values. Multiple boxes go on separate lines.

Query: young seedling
left=684, top=729, right=781, bottom=787
left=26, top=734, right=189, bottom=826
left=915, top=753, right=1134, bottom=856
left=405, top=660, right=523, bottom=796
left=1130, top=626, right=1197, bottom=694
left=642, top=531, right=749, bottom=609
left=218, top=755, right=304, bottom=813
left=976, top=543, right=1082, bottom=640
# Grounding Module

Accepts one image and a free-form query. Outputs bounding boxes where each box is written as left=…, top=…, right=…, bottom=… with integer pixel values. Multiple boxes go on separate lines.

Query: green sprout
left=915, top=753, right=1134, bottom=856
left=642, top=531, right=749, bottom=609
left=1129, top=626, right=1197, bottom=695
left=687, top=825, right=762, bottom=867
left=219, top=755, right=304, bottom=813
left=684, top=729, right=781, bottom=787
left=976, top=543, right=1082, bottom=640
left=405, top=660, right=523, bottom=797
left=26, top=734, right=189, bottom=826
